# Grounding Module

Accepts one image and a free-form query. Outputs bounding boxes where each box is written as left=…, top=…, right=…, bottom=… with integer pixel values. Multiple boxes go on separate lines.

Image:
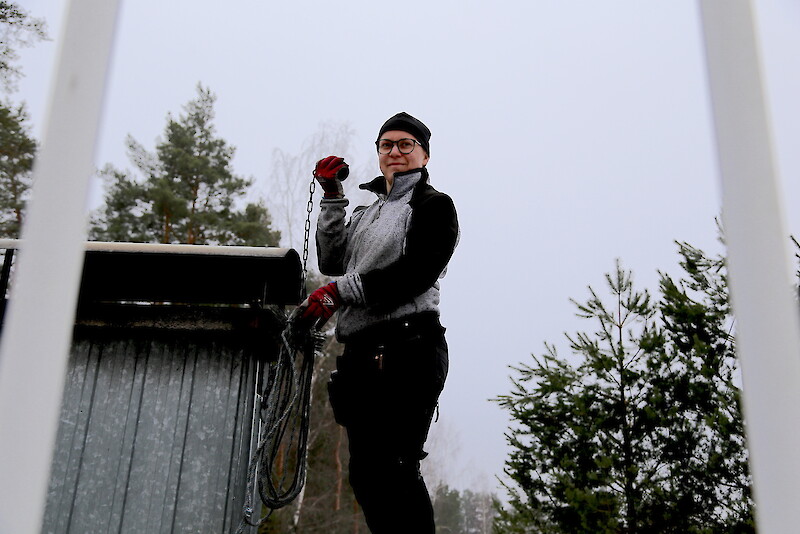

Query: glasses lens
left=377, top=140, right=393, bottom=154
left=376, top=139, right=418, bottom=154
left=398, top=140, right=416, bottom=154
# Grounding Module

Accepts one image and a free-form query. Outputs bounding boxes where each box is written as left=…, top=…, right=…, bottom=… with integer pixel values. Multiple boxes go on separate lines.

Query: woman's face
left=378, top=130, right=429, bottom=179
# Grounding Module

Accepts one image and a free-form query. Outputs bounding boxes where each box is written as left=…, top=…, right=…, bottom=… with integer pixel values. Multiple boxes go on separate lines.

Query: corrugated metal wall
left=42, top=323, right=261, bottom=534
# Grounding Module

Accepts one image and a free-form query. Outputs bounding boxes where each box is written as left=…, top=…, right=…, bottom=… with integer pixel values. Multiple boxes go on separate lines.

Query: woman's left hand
left=292, top=282, right=341, bottom=328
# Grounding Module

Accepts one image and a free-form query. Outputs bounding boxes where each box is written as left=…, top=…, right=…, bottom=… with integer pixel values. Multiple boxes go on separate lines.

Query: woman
left=295, top=112, right=459, bottom=533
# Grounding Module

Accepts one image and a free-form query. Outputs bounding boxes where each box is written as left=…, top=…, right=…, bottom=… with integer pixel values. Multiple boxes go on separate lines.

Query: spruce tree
left=495, top=246, right=754, bottom=533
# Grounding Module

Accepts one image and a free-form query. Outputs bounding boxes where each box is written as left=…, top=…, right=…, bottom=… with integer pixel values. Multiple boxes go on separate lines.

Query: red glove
left=313, top=156, right=349, bottom=199
left=299, top=282, right=341, bottom=325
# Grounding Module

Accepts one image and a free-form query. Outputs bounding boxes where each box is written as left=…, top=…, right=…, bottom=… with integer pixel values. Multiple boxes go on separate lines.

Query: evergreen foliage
left=90, top=84, right=280, bottom=246
left=495, top=244, right=754, bottom=533
left=0, top=1, right=48, bottom=92
left=0, top=100, right=35, bottom=238
left=0, top=2, right=46, bottom=236
left=432, top=485, right=497, bottom=534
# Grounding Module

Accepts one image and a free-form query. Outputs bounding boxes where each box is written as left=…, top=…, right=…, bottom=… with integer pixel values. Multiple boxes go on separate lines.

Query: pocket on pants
left=327, top=370, right=352, bottom=426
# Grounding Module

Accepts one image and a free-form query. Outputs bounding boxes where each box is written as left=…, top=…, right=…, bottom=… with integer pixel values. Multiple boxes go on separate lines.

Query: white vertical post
left=699, top=1, right=800, bottom=532
left=0, top=1, right=120, bottom=532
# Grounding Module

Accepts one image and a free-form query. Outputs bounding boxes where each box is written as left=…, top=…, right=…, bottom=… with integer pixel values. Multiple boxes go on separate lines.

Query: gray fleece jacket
left=316, top=168, right=459, bottom=341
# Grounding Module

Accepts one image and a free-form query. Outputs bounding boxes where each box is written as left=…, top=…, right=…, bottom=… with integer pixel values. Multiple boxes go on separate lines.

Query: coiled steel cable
left=236, top=321, right=324, bottom=532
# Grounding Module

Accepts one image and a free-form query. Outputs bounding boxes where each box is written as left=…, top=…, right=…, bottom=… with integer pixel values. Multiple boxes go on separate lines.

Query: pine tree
left=495, top=246, right=754, bottom=533
left=90, top=84, right=280, bottom=247
left=0, top=1, right=48, bottom=92
left=0, top=101, right=35, bottom=238
left=0, top=1, right=46, bottom=237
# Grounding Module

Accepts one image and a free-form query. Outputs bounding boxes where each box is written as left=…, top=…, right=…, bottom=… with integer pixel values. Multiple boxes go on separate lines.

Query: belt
left=349, top=312, right=442, bottom=347
left=338, top=313, right=443, bottom=373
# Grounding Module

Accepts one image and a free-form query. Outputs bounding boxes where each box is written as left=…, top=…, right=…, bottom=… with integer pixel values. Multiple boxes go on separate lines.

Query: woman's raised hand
left=313, top=156, right=349, bottom=199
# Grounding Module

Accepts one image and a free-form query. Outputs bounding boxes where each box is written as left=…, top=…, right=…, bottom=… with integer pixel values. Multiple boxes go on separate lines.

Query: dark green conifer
left=495, top=245, right=754, bottom=533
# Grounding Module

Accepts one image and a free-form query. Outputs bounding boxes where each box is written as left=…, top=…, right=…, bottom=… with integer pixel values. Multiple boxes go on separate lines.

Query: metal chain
left=301, top=176, right=316, bottom=298
left=236, top=177, right=319, bottom=532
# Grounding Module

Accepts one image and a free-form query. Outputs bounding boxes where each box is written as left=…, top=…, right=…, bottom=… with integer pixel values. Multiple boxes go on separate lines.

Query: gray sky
left=15, top=0, right=800, bottom=493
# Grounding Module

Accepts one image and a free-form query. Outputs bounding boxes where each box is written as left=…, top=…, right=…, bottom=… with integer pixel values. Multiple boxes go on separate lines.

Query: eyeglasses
left=375, top=138, right=422, bottom=155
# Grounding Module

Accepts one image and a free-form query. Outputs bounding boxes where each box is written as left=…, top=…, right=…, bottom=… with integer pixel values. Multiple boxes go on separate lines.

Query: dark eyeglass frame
left=375, top=138, right=422, bottom=155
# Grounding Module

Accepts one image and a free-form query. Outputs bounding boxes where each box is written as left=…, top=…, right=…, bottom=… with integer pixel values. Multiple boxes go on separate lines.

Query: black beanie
left=377, top=112, right=431, bottom=156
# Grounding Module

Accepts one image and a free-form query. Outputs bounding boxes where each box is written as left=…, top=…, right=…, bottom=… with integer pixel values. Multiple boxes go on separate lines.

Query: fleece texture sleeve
left=315, top=197, right=350, bottom=276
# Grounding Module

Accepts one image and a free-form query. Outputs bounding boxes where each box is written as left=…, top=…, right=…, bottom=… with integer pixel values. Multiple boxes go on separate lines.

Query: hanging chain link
left=300, top=176, right=316, bottom=299
left=236, top=176, right=319, bottom=533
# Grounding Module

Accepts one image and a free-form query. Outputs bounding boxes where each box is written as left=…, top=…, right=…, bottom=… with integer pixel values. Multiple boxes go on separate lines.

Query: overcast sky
left=15, top=0, right=800, bottom=493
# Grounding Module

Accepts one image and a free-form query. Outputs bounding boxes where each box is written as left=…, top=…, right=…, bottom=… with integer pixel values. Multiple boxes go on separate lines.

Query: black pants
left=328, top=315, right=449, bottom=534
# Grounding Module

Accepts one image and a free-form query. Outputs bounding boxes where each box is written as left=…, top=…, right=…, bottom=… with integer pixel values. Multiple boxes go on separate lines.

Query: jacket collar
left=359, top=167, right=429, bottom=197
